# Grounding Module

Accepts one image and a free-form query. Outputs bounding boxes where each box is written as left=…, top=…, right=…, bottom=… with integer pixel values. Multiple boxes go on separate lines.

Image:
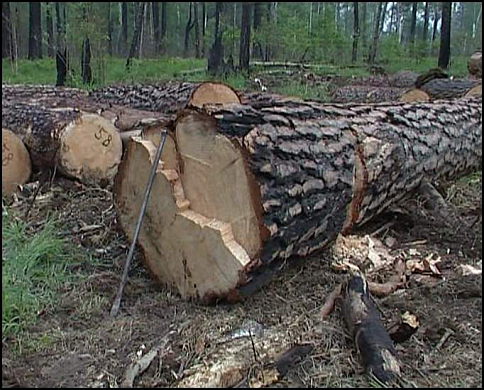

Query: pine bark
left=114, top=85, right=482, bottom=301
left=55, top=2, right=67, bottom=87
left=118, top=2, right=128, bottom=57
left=126, top=2, right=146, bottom=68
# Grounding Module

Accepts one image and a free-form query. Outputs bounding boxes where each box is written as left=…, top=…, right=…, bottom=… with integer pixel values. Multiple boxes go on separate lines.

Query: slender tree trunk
left=55, top=2, right=67, bottom=86
left=398, top=2, right=405, bottom=44
left=118, top=2, right=128, bottom=57
left=253, top=2, right=263, bottom=59
left=208, top=2, right=224, bottom=75
left=28, top=2, right=42, bottom=60
left=432, top=6, right=441, bottom=43
left=2, top=2, right=12, bottom=59
left=81, top=4, right=92, bottom=84
left=361, top=2, right=368, bottom=53
left=107, top=2, right=113, bottom=56
left=201, top=2, right=206, bottom=55
left=161, top=1, right=167, bottom=52
left=438, top=2, right=452, bottom=69
left=126, top=2, right=146, bottom=69
left=194, top=2, right=201, bottom=58
left=352, top=2, right=359, bottom=63
left=152, top=2, right=160, bottom=53
left=379, top=2, right=388, bottom=34
left=239, top=2, right=252, bottom=72
left=368, top=2, right=384, bottom=65
left=184, top=2, right=195, bottom=57
left=422, top=2, right=430, bottom=43
left=409, top=2, right=418, bottom=55
left=45, top=2, right=54, bottom=58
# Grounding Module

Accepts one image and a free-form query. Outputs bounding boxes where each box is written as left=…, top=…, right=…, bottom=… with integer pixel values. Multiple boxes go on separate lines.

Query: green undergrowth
left=2, top=207, right=76, bottom=340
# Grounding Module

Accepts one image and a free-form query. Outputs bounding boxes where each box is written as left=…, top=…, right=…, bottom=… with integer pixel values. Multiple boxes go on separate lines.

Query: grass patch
left=2, top=208, right=74, bottom=339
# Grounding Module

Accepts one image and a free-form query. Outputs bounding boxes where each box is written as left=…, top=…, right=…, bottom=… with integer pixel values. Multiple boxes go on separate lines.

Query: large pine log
left=330, top=86, right=407, bottom=103
left=2, top=129, right=32, bottom=196
left=114, top=89, right=482, bottom=302
left=2, top=102, right=122, bottom=184
left=89, top=82, right=240, bottom=114
left=2, top=84, right=173, bottom=133
left=418, top=78, right=481, bottom=100
left=468, top=50, right=482, bottom=79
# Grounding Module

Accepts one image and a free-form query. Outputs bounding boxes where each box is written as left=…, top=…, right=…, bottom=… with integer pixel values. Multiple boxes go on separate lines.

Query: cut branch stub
left=2, top=129, right=32, bottom=196
left=114, top=91, right=482, bottom=302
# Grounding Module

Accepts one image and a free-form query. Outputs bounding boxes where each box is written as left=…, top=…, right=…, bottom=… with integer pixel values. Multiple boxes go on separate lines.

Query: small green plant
left=2, top=211, right=72, bottom=339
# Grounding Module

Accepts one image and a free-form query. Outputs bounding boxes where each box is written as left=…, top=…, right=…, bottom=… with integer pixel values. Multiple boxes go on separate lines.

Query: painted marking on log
left=94, top=126, right=113, bottom=147
left=2, top=141, right=14, bottom=167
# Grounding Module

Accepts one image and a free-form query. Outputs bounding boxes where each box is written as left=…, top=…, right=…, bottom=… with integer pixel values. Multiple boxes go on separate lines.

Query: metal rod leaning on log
left=110, top=130, right=168, bottom=318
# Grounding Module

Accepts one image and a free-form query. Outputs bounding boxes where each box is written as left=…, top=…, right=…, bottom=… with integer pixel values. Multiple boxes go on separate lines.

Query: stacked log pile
left=114, top=92, right=482, bottom=302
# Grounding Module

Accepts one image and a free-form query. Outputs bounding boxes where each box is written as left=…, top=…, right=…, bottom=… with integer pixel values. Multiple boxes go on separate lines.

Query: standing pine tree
left=438, top=2, right=452, bottom=69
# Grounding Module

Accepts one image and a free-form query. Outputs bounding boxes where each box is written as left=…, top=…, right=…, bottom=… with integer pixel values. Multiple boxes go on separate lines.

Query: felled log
left=330, top=86, right=407, bottom=103
left=341, top=273, right=401, bottom=383
left=89, top=82, right=241, bottom=114
left=114, top=90, right=482, bottom=302
left=2, top=102, right=122, bottom=184
left=2, top=84, right=173, bottom=134
left=419, top=78, right=481, bottom=99
left=2, top=129, right=32, bottom=196
left=468, top=50, right=482, bottom=79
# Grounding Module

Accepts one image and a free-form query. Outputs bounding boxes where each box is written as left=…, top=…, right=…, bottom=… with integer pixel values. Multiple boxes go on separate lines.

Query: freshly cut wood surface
left=114, top=82, right=482, bottom=302
left=2, top=129, right=32, bottom=196
left=400, top=88, right=431, bottom=102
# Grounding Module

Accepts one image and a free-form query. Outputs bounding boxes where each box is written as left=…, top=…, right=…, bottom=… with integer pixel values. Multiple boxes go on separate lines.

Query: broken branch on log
left=341, top=273, right=401, bottom=384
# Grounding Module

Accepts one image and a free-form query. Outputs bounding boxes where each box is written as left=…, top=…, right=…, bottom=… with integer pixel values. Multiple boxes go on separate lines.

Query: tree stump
left=2, top=129, right=32, bottom=196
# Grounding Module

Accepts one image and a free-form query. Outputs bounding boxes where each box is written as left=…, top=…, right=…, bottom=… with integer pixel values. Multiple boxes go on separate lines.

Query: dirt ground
left=2, top=170, right=482, bottom=388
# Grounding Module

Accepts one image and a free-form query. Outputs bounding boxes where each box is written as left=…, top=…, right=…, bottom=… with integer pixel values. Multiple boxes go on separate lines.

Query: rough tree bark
left=28, top=2, right=42, bottom=60
left=114, top=85, right=482, bottom=302
left=438, top=2, right=452, bottom=69
left=193, top=2, right=201, bottom=58
left=342, top=273, right=401, bottom=384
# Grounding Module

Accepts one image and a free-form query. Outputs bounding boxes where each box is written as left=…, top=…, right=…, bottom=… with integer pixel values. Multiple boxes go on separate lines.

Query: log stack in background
left=114, top=87, right=482, bottom=302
